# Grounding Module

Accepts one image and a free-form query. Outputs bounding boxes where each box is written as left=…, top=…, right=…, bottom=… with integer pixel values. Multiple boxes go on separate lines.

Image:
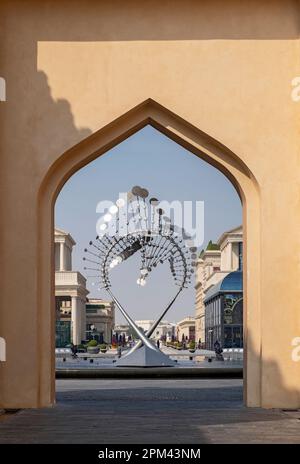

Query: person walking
left=214, top=339, right=224, bottom=361
left=117, top=345, right=122, bottom=358
left=70, top=343, right=78, bottom=359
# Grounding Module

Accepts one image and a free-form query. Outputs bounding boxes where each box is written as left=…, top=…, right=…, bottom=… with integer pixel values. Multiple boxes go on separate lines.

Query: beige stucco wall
left=0, top=0, right=300, bottom=409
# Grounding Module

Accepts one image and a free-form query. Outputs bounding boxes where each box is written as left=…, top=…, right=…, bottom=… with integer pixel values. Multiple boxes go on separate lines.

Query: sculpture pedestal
left=116, top=345, right=175, bottom=367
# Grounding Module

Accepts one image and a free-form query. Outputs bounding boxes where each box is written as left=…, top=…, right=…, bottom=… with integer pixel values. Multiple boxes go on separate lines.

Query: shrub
left=88, top=339, right=98, bottom=347
left=206, top=240, right=220, bottom=251
left=99, top=344, right=107, bottom=350
left=189, top=340, right=196, bottom=350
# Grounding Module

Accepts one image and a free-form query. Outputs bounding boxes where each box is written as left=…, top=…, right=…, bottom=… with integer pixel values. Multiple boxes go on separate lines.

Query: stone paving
left=0, top=379, right=299, bottom=444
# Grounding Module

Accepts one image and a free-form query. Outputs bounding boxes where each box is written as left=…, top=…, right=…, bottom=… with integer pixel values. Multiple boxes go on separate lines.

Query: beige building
left=55, top=228, right=89, bottom=345
left=86, top=299, right=115, bottom=344
left=1, top=1, right=300, bottom=409
left=176, top=317, right=196, bottom=342
left=114, top=324, right=131, bottom=340
left=135, top=320, right=176, bottom=341
left=154, top=321, right=176, bottom=342
left=55, top=230, right=114, bottom=346
left=195, top=226, right=243, bottom=345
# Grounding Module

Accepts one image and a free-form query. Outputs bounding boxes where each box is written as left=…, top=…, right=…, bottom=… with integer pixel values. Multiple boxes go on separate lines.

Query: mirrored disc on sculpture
left=132, top=185, right=143, bottom=196
left=139, top=188, right=149, bottom=198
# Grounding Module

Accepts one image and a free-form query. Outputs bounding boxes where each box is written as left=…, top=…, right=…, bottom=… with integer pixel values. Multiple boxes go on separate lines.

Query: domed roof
left=204, top=271, right=243, bottom=302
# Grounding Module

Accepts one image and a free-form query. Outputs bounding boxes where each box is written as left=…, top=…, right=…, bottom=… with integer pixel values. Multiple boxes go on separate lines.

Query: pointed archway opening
left=38, top=99, right=261, bottom=408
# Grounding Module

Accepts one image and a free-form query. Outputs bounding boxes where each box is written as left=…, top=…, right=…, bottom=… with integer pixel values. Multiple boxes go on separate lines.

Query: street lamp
left=90, top=324, right=96, bottom=340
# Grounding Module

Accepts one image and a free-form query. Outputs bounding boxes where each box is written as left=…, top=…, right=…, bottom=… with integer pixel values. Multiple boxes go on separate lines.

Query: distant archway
left=38, top=99, right=261, bottom=407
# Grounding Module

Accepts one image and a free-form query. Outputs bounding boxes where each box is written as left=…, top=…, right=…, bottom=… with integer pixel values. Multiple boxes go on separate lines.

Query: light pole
left=90, top=324, right=96, bottom=341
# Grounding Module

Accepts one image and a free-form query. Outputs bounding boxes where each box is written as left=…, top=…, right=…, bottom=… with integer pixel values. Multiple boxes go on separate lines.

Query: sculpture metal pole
left=106, top=287, right=157, bottom=352
left=122, top=288, right=182, bottom=357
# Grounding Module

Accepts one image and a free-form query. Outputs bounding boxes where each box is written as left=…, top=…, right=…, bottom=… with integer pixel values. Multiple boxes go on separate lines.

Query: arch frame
left=37, top=99, right=261, bottom=407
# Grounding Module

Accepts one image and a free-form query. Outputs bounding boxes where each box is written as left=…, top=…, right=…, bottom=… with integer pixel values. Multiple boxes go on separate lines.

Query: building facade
left=86, top=299, right=115, bottom=344
left=154, top=321, right=176, bottom=342
left=195, top=245, right=222, bottom=345
left=204, top=271, right=243, bottom=350
left=134, top=320, right=176, bottom=341
left=55, top=229, right=115, bottom=346
left=55, top=228, right=89, bottom=346
left=113, top=324, right=131, bottom=341
left=176, top=317, right=196, bottom=342
left=195, top=226, right=243, bottom=346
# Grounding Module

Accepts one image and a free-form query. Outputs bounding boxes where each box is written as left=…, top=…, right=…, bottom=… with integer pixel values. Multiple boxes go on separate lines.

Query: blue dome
left=204, top=271, right=243, bottom=302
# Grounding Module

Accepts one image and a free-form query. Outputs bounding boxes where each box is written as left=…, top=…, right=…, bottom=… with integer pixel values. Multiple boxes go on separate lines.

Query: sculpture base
left=116, top=345, right=175, bottom=367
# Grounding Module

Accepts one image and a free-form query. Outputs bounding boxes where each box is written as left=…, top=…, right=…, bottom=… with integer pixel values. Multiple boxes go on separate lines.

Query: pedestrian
left=71, top=343, right=77, bottom=359
left=117, top=345, right=122, bottom=358
left=214, top=340, right=222, bottom=354
left=157, top=339, right=160, bottom=349
left=214, top=340, right=224, bottom=361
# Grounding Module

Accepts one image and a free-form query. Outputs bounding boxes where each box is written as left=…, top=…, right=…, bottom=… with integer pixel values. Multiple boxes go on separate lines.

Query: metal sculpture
left=83, top=186, right=197, bottom=367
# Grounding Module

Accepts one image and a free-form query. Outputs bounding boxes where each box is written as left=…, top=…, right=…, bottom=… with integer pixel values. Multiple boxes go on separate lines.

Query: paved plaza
left=0, top=379, right=299, bottom=444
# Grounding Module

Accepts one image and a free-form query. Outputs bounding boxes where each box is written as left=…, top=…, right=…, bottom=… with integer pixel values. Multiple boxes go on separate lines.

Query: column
left=59, top=242, right=66, bottom=271
left=105, top=321, right=111, bottom=344
left=80, top=298, right=86, bottom=342
left=71, top=296, right=81, bottom=345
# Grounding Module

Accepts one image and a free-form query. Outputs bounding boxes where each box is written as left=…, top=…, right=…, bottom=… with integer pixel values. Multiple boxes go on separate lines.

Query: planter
left=189, top=349, right=196, bottom=353
left=100, top=349, right=107, bottom=353
left=87, top=346, right=100, bottom=354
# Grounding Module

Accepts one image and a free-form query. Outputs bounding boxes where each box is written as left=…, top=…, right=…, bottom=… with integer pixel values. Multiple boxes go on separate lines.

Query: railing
left=222, top=348, right=243, bottom=361
left=55, top=271, right=86, bottom=287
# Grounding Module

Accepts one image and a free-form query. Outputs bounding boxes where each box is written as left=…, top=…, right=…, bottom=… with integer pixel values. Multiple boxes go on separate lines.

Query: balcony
left=55, top=271, right=87, bottom=288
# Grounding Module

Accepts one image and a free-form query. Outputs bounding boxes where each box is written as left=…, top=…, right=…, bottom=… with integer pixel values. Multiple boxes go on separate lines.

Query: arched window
left=232, top=298, right=243, bottom=324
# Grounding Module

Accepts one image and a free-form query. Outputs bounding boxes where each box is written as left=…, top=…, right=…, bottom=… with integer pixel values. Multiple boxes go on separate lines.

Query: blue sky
left=55, top=126, right=242, bottom=324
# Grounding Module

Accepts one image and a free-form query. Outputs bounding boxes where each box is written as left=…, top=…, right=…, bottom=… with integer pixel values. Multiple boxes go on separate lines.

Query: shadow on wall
left=0, top=68, right=92, bottom=408
left=246, top=332, right=300, bottom=409
left=29, top=71, right=92, bottom=161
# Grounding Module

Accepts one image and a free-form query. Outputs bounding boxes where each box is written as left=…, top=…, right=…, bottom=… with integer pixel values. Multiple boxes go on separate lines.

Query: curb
left=56, top=367, right=243, bottom=379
